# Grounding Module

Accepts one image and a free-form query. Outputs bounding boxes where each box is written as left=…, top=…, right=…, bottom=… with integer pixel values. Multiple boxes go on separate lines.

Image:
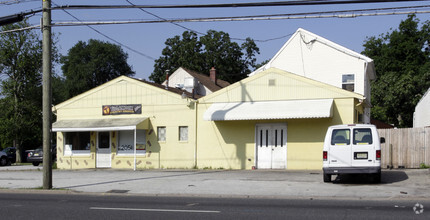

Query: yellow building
left=53, top=68, right=365, bottom=170
left=53, top=76, right=198, bottom=170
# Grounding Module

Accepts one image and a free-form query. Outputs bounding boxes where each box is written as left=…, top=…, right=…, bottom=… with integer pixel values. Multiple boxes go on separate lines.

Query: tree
left=150, top=30, right=260, bottom=84
left=0, top=20, right=44, bottom=162
left=362, top=14, right=430, bottom=127
left=61, top=39, right=135, bottom=99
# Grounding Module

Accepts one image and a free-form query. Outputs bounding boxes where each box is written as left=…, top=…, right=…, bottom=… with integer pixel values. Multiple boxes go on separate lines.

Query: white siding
left=414, top=89, right=430, bottom=127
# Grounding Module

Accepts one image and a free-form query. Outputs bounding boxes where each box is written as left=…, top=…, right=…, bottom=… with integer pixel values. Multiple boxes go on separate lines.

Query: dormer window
left=342, top=74, right=354, bottom=92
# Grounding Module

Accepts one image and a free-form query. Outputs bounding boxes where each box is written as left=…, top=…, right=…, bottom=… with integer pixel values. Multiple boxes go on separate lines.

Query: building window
left=158, top=126, right=166, bottom=142
left=64, top=132, right=91, bottom=155
left=118, top=130, right=134, bottom=153
left=179, top=126, right=188, bottom=141
left=116, top=130, right=146, bottom=154
left=342, top=74, right=354, bottom=92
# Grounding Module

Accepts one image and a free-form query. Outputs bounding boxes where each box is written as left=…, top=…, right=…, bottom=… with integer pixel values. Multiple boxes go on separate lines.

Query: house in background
left=249, top=28, right=375, bottom=124
left=162, top=67, right=230, bottom=97
left=414, top=87, right=430, bottom=127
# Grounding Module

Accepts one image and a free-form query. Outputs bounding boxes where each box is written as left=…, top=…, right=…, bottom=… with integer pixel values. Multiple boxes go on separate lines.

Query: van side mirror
left=380, top=137, right=385, bottom=144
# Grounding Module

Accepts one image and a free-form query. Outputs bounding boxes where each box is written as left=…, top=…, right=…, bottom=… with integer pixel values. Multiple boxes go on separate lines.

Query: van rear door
left=351, top=128, right=375, bottom=167
left=328, top=128, right=352, bottom=167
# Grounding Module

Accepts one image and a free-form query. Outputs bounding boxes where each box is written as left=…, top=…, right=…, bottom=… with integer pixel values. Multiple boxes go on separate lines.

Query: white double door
left=256, top=124, right=287, bottom=169
left=96, top=131, right=111, bottom=168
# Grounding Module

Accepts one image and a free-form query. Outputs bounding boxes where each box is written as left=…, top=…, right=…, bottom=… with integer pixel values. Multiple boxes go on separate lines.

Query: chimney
left=210, top=67, right=216, bottom=85
left=165, top=70, right=170, bottom=90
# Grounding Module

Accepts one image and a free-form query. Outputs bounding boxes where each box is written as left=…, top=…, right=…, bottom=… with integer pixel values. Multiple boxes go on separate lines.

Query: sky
left=2, top=0, right=430, bottom=80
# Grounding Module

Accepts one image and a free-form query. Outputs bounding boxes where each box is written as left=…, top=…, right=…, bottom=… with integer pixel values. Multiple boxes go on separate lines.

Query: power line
left=52, top=1, right=155, bottom=61
left=0, top=0, right=39, bottom=6
left=50, top=5, right=430, bottom=26
left=124, top=0, right=285, bottom=42
left=125, top=0, right=206, bottom=36
left=0, top=24, right=38, bottom=34
left=52, top=0, right=430, bottom=10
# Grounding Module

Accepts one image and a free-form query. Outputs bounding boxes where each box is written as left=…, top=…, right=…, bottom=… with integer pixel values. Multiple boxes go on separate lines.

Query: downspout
left=194, top=100, right=198, bottom=169
left=134, top=128, right=136, bottom=171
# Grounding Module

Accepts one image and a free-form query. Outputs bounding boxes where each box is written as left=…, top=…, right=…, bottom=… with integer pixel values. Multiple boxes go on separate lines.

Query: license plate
left=34, top=153, right=39, bottom=156
left=354, top=152, right=368, bottom=159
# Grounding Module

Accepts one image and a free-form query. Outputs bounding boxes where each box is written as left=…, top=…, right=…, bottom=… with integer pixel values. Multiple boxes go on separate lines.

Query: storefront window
left=117, top=130, right=146, bottom=154
left=64, top=132, right=91, bottom=155
left=118, top=130, right=134, bottom=153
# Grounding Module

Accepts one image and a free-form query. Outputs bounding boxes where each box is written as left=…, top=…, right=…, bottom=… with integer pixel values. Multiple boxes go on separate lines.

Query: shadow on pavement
left=332, top=170, right=408, bottom=185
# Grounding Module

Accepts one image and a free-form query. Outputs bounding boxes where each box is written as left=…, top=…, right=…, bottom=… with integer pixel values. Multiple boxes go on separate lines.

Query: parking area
left=0, top=168, right=429, bottom=200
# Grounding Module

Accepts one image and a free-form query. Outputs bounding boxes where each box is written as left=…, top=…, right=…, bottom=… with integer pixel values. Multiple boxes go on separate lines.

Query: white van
left=322, top=124, right=385, bottom=183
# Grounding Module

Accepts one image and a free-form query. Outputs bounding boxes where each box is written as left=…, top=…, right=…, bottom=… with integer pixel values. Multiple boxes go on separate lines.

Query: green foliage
left=419, top=163, right=430, bottom=169
left=150, top=30, right=260, bottom=84
left=61, top=39, right=135, bottom=99
left=362, top=14, right=430, bottom=127
left=0, top=20, right=47, bottom=161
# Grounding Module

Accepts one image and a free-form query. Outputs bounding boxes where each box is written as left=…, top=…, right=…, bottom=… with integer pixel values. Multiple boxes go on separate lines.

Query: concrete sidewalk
left=0, top=167, right=429, bottom=200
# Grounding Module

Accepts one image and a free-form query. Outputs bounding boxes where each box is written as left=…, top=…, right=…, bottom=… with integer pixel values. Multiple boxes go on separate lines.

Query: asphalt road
left=1, top=192, right=428, bottom=220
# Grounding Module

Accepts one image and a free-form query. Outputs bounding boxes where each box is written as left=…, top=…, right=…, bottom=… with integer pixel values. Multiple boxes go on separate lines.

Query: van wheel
left=323, top=173, right=332, bottom=182
left=32, top=162, right=40, bottom=166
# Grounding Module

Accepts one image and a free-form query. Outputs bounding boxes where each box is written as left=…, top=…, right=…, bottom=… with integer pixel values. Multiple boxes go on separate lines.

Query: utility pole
left=42, top=0, right=52, bottom=189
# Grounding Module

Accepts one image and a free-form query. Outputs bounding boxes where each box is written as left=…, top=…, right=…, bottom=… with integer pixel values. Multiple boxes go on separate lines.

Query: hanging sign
left=102, top=104, right=142, bottom=115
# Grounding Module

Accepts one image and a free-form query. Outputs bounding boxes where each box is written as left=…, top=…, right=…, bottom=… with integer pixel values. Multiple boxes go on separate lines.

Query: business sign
left=102, top=104, right=142, bottom=115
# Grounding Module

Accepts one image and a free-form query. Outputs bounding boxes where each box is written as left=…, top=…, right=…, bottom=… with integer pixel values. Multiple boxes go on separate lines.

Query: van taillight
left=376, top=150, right=381, bottom=160
left=323, top=151, right=328, bottom=161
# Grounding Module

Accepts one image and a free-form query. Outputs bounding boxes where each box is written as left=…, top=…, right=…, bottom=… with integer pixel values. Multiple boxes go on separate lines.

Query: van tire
left=323, top=173, right=331, bottom=182
left=32, top=162, right=40, bottom=166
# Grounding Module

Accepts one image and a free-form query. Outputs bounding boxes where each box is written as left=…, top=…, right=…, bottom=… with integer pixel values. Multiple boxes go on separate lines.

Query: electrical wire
left=124, top=0, right=290, bottom=42
left=0, top=0, right=39, bottom=6
left=53, top=0, right=430, bottom=10
left=50, top=5, right=430, bottom=26
left=125, top=0, right=206, bottom=36
left=0, top=24, right=39, bottom=34
left=52, top=1, right=155, bottom=61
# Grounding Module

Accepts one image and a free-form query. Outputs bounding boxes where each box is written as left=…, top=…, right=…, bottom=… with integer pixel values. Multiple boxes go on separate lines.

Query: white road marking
left=90, top=207, right=220, bottom=213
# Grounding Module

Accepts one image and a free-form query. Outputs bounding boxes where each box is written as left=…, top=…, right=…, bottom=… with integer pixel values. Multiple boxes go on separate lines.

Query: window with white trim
left=64, top=132, right=91, bottom=155
left=158, top=126, right=166, bottom=142
left=179, top=126, right=188, bottom=141
left=342, top=74, right=355, bottom=92
left=117, top=130, right=146, bottom=154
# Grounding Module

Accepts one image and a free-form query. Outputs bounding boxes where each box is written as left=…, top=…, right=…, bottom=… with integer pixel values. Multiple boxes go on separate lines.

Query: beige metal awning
left=203, top=99, right=333, bottom=121
left=52, top=117, right=149, bottom=132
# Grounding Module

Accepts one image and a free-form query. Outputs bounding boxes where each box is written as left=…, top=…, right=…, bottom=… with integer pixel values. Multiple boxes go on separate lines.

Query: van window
left=353, top=128, right=373, bottom=145
left=331, top=129, right=350, bottom=145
